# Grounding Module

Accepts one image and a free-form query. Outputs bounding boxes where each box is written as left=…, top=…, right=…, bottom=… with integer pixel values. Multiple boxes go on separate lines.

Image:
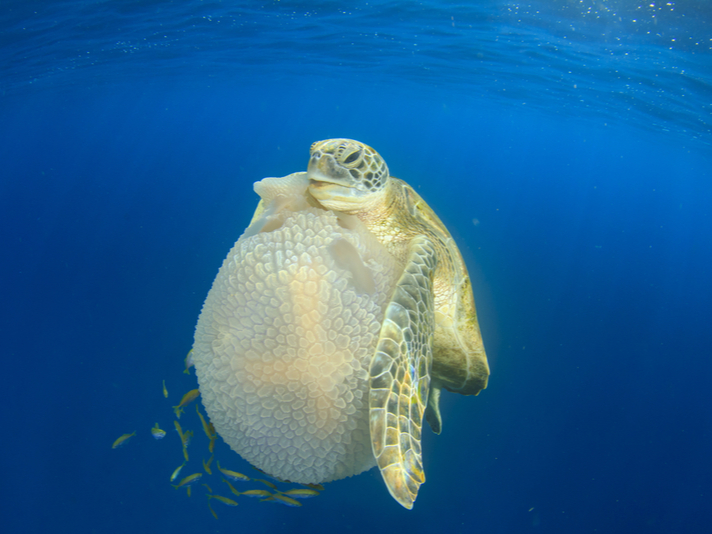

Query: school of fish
left=112, top=351, right=325, bottom=519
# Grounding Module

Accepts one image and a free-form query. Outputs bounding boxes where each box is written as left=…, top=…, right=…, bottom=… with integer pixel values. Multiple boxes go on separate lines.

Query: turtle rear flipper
left=424, top=384, right=442, bottom=435
left=369, top=236, right=437, bottom=509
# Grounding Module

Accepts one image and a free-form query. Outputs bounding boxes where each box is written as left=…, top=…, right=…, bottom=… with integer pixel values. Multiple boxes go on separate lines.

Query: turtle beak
left=306, top=152, right=367, bottom=214
left=308, top=173, right=358, bottom=197
left=307, top=170, right=335, bottom=189
left=308, top=175, right=350, bottom=191
left=307, top=153, right=353, bottom=189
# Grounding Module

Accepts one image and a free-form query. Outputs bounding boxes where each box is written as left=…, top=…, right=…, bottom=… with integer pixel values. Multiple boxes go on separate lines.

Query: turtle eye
left=343, top=150, right=361, bottom=165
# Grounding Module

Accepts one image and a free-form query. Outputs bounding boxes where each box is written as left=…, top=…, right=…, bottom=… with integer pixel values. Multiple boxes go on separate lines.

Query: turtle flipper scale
left=369, top=236, right=437, bottom=509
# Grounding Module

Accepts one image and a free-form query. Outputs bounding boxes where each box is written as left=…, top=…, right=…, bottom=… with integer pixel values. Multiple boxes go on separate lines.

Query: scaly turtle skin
left=307, top=139, right=489, bottom=509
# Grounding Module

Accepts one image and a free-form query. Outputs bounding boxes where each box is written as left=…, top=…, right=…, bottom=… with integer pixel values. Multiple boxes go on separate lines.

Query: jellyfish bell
left=192, top=172, right=398, bottom=484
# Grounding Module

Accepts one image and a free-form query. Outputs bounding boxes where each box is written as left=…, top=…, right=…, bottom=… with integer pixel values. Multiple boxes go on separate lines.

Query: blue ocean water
left=1, top=1, right=711, bottom=533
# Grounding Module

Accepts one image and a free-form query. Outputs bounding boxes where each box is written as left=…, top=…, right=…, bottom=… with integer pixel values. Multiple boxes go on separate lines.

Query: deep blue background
left=2, top=1, right=712, bottom=533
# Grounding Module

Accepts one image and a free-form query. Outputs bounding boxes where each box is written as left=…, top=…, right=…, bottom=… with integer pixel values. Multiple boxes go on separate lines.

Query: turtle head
left=307, top=139, right=389, bottom=213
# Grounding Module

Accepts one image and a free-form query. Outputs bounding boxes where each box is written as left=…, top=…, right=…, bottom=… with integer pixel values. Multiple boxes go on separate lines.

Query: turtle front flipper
left=369, top=236, right=437, bottom=509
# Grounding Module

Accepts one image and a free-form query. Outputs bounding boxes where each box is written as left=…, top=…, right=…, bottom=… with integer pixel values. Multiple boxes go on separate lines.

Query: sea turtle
left=307, top=139, right=489, bottom=508
left=193, top=139, right=489, bottom=510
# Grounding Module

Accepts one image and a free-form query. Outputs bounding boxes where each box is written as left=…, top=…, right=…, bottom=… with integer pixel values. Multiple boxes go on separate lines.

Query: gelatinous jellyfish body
left=193, top=172, right=398, bottom=483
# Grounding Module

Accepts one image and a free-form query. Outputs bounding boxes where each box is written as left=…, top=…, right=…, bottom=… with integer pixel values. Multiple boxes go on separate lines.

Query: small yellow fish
left=173, top=389, right=200, bottom=419
left=170, top=461, right=186, bottom=482
left=202, top=483, right=213, bottom=493
left=151, top=423, right=166, bottom=440
left=186, top=486, right=192, bottom=497
left=208, top=423, right=217, bottom=453
left=269, top=494, right=302, bottom=507
left=202, top=455, right=214, bottom=475
left=112, top=431, right=136, bottom=449
left=197, top=405, right=217, bottom=454
left=241, top=489, right=273, bottom=498
left=183, top=349, right=195, bottom=374
left=182, top=431, right=194, bottom=460
left=253, top=478, right=277, bottom=490
left=196, top=405, right=215, bottom=440
left=217, top=461, right=250, bottom=482
left=221, top=478, right=241, bottom=497
left=208, top=501, right=218, bottom=520
left=252, top=465, right=291, bottom=483
left=172, top=472, right=203, bottom=489
left=174, top=420, right=184, bottom=441
left=282, top=488, right=320, bottom=499
left=302, top=483, right=325, bottom=491
left=209, top=494, right=239, bottom=507
left=174, top=420, right=191, bottom=461
left=182, top=430, right=194, bottom=448
left=162, top=380, right=168, bottom=398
